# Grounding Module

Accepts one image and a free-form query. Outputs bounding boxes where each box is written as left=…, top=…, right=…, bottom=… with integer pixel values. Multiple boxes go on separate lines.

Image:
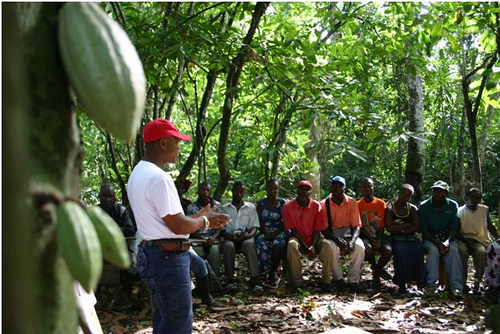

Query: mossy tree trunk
left=405, top=72, right=425, bottom=203
left=4, top=3, right=83, bottom=333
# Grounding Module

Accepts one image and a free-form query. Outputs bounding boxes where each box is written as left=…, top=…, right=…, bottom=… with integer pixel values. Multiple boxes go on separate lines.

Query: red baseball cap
left=298, top=180, right=313, bottom=189
left=143, top=119, right=192, bottom=143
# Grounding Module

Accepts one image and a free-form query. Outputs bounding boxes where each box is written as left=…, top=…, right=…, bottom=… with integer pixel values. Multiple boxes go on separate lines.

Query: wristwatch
left=202, top=215, right=210, bottom=229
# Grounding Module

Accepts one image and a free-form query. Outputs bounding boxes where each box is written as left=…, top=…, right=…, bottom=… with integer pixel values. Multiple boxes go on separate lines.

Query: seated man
left=175, top=177, right=193, bottom=214
left=189, top=248, right=220, bottom=308
left=283, top=180, right=334, bottom=292
left=357, top=177, right=392, bottom=289
left=419, top=180, right=463, bottom=296
left=97, top=183, right=137, bottom=310
left=456, top=188, right=499, bottom=294
left=321, top=176, right=365, bottom=292
left=187, top=182, right=222, bottom=280
left=221, top=181, right=262, bottom=292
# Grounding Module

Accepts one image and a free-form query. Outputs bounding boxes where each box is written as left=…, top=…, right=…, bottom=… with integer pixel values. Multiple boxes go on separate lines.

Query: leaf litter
left=96, top=259, right=496, bottom=334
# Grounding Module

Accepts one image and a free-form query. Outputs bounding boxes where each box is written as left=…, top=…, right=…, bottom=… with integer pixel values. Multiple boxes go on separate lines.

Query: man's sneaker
left=451, top=289, right=462, bottom=298
left=252, top=284, right=264, bottom=293
left=268, top=278, right=280, bottom=289
left=225, top=281, right=237, bottom=292
left=472, top=283, right=481, bottom=295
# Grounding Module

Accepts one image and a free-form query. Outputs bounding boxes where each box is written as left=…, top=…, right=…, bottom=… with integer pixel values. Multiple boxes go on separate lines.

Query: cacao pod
left=57, top=201, right=102, bottom=292
left=58, top=3, right=146, bottom=141
left=86, top=206, right=131, bottom=269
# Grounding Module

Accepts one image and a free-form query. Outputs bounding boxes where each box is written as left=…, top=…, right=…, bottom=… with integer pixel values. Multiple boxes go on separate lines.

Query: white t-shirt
left=459, top=204, right=489, bottom=246
left=127, top=160, right=187, bottom=240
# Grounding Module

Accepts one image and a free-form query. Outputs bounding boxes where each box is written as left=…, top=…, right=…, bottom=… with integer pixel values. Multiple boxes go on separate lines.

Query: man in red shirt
left=322, top=176, right=365, bottom=291
left=283, top=180, right=334, bottom=292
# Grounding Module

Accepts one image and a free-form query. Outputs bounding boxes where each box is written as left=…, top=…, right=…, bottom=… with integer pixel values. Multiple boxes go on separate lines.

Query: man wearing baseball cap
left=127, top=119, right=230, bottom=333
left=282, top=180, right=334, bottom=292
left=321, top=176, right=365, bottom=292
left=419, top=180, right=463, bottom=297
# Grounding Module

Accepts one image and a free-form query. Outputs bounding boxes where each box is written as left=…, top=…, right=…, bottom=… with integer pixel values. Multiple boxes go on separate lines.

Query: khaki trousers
left=332, top=237, right=365, bottom=283
left=287, top=237, right=334, bottom=287
left=457, top=239, right=486, bottom=285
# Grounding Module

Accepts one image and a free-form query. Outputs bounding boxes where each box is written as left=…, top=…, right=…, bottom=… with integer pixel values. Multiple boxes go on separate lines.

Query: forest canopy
left=78, top=2, right=500, bottom=214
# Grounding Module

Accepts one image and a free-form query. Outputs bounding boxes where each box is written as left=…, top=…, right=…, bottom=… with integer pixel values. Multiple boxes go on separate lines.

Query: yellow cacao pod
left=58, top=3, right=146, bottom=142
left=57, top=201, right=103, bottom=292
left=86, top=206, right=131, bottom=269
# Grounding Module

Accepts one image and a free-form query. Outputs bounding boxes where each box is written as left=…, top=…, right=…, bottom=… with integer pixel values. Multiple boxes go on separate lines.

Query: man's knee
left=223, top=241, right=235, bottom=253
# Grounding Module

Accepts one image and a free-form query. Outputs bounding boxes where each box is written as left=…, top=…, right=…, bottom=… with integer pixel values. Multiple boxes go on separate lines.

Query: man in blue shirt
left=419, top=180, right=463, bottom=296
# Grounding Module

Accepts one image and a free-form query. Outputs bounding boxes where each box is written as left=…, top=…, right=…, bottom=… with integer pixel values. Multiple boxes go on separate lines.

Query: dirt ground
left=96, top=260, right=497, bottom=334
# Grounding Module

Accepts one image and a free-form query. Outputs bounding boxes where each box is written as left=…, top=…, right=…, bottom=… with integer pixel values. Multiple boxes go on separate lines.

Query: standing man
left=128, top=119, right=229, bottom=334
left=221, top=181, right=262, bottom=292
left=321, top=176, right=365, bottom=291
left=97, top=183, right=137, bottom=310
left=283, top=180, right=334, bottom=292
left=419, top=180, right=463, bottom=297
left=357, top=177, right=392, bottom=289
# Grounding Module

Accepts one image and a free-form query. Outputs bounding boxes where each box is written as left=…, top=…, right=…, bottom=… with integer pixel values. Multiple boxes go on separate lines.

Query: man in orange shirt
left=322, top=176, right=365, bottom=291
left=358, top=177, right=392, bottom=290
left=282, top=180, right=334, bottom=292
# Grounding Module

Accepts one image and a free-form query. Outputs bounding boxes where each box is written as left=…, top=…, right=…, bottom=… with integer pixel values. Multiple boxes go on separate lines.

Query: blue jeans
left=189, top=247, right=208, bottom=278
left=137, top=245, right=192, bottom=334
left=423, top=240, right=464, bottom=291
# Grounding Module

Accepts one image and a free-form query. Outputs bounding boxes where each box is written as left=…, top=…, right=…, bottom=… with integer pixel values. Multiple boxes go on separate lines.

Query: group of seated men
left=98, top=175, right=500, bottom=309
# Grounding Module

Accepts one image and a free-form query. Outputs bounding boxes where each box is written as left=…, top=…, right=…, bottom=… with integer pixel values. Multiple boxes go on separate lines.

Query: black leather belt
left=141, top=239, right=190, bottom=251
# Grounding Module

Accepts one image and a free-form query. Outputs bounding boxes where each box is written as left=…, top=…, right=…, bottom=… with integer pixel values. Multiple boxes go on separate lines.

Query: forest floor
left=96, top=259, right=497, bottom=334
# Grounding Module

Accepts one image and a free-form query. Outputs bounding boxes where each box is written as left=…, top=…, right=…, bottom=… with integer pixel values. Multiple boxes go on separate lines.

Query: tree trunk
left=454, top=107, right=467, bottom=202
left=178, top=69, right=219, bottom=182
left=8, top=3, right=84, bottom=333
left=479, top=98, right=498, bottom=164
left=306, top=115, right=322, bottom=200
left=3, top=5, right=38, bottom=334
left=405, top=72, right=425, bottom=202
left=214, top=2, right=269, bottom=200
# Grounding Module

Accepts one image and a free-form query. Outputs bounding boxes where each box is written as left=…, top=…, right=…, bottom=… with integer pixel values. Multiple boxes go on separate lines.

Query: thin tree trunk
left=455, top=106, right=467, bottom=202
left=479, top=99, right=498, bottom=164
left=405, top=72, right=425, bottom=202
left=214, top=2, right=269, bottom=200
left=178, top=69, right=218, bottom=181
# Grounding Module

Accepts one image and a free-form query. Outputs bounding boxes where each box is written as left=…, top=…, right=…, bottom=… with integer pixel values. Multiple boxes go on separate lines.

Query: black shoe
left=320, top=282, right=332, bottom=293
left=373, top=274, right=381, bottom=290
left=379, top=268, right=392, bottom=281
left=348, top=283, right=362, bottom=293
left=332, top=279, right=347, bottom=291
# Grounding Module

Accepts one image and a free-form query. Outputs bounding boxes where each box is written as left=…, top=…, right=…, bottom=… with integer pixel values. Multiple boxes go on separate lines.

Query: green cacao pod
left=57, top=201, right=102, bottom=292
left=86, top=206, right=131, bottom=269
left=58, top=3, right=146, bottom=142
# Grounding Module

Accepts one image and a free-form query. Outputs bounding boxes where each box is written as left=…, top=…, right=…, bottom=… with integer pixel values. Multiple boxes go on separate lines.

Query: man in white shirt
left=457, top=188, right=499, bottom=294
left=128, top=119, right=229, bottom=334
left=221, top=181, right=262, bottom=292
